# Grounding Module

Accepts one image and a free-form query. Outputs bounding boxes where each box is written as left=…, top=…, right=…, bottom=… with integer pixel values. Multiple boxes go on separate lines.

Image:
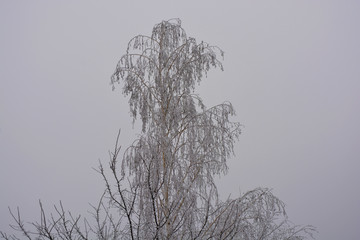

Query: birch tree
left=1, top=19, right=315, bottom=240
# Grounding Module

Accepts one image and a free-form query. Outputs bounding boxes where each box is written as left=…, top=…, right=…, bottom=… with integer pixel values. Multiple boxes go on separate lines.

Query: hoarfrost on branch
left=1, top=19, right=315, bottom=240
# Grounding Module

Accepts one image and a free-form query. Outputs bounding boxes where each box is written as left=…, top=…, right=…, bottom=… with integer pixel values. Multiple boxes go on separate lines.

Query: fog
left=1, top=1, right=360, bottom=239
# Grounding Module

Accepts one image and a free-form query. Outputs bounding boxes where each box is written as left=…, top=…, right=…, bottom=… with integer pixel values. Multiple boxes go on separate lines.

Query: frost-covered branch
left=2, top=18, right=315, bottom=240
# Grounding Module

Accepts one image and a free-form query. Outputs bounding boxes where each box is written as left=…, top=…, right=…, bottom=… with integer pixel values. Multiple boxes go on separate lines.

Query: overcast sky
left=1, top=1, right=360, bottom=239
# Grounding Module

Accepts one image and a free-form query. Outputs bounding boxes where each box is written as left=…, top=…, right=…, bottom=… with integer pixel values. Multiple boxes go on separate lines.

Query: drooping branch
left=1, top=18, right=316, bottom=240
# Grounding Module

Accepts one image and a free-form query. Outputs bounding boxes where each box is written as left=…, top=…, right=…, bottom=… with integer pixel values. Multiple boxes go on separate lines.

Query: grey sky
left=1, top=1, right=359, bottom=239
